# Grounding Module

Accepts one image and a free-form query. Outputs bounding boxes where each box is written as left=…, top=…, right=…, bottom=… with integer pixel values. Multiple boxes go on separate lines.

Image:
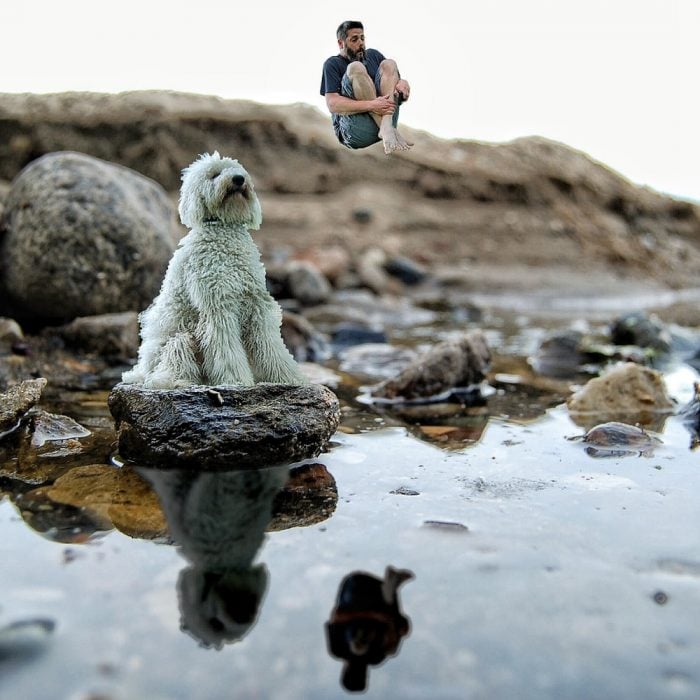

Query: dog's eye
left=209, top=171, right=220, bottom=180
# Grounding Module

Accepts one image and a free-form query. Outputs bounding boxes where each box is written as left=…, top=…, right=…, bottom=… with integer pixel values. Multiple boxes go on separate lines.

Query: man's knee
left=346, top=61, right=370, bottom=79
left=379, top=59, right=399, bottom=78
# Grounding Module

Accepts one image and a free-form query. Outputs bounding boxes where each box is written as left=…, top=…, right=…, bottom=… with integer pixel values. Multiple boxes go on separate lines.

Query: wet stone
left=108, top=382, right=341, bottom=470
left=573, top=421, right=662, bottom=458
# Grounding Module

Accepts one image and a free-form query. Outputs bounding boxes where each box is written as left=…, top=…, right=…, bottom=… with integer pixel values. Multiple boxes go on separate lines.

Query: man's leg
left=339, top=66, right=383, bottom=149
left=374, top=59, right=413, bottom=154
left=344, top=61, right=412, bottom=155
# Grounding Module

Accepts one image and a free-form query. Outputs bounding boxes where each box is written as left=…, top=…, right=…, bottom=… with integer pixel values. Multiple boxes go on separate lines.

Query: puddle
left=1, top=298, right=699, bottom=699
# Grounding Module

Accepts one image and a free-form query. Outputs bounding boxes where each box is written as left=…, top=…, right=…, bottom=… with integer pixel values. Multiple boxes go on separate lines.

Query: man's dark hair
left=337, top=21, right=363, bottom=41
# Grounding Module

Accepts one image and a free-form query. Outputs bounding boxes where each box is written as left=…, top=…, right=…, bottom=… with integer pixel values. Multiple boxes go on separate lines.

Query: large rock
left=0, top=151, right=177, bottom=324
left=371, top=331, right=491, bottom=401
left=567, top=362, right=675, bottom=423
left=108, top=382, right=340, bottom=470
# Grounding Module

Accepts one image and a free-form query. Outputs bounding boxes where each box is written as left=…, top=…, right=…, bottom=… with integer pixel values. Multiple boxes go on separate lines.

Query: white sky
left=3, top=0, right=699, bottom=201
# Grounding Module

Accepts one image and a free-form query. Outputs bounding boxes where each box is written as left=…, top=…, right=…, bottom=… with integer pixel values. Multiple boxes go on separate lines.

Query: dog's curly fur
left=122, top=153, right=307, bottom=388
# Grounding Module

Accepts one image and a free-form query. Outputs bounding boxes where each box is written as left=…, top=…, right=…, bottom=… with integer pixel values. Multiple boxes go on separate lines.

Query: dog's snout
left=232, top=174, right=246, bottom=188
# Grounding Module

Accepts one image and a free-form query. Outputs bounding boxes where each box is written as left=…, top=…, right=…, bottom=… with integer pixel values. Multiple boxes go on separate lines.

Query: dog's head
left=178, top=152, right=262, bottom=230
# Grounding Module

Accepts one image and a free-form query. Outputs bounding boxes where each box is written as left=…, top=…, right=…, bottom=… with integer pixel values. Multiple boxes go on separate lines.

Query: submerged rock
left=371, top=331, right=491, bottom=402
left=0, top=151, right=176, bottom=324
left=567, top=362, right=674, bottom=420
left=0, top=378, right=46, bottom=436
left=108, top=383, right=340, bottom=470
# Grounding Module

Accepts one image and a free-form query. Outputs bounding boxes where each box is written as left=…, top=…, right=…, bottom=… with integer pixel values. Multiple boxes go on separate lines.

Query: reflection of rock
left=108, top=382, right=340, bottom=469
left=30, top=464, right=168, bottom=538
left=269, top=463, right=338, bottom=530
left=567, top=362, right=674, bottom=428
left=0, top=378, right=46, bottom=435
left=11, top=485, right=112, bottom=542
left=0, top=151, right=177, bottom=324
left=371, top=331, right=491, bottom=402
left=326, top=566, right=413, bottom=693
left=142, top=465, right=289, bottom=649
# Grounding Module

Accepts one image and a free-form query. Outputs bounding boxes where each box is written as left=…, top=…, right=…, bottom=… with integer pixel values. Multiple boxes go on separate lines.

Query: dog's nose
left=232, top=175, right=246, bottom=188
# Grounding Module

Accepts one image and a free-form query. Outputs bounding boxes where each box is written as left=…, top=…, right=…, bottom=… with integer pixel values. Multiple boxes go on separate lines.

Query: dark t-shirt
left=320, top=49, right=386, bottom=141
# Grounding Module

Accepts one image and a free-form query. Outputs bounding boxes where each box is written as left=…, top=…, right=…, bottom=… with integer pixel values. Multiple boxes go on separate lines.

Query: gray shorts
left=338, top=72, right=400, bottom=149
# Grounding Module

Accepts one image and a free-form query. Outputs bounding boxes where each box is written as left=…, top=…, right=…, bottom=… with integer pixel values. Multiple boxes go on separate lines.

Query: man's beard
left=346, top=46, right=366, bottom=62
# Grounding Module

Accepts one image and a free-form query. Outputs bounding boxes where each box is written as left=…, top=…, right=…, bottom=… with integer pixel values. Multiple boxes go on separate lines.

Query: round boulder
left=108, top=382, right=340, bottom=470
left=0, top=151, right=177, bottom=323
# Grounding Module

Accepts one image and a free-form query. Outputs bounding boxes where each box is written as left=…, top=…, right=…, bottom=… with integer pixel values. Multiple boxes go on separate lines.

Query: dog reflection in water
left=326, top=566, right=414, bottom=692
left=143, top=466, right=288, bottom=649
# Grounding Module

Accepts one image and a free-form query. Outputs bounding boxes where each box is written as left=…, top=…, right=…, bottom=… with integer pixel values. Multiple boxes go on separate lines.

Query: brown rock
left=567, top=362, right=675, bottom=423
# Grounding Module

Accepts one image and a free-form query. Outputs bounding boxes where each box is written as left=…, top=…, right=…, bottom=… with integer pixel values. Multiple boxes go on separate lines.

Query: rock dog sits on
left=122, top=153, right=307, bottom=388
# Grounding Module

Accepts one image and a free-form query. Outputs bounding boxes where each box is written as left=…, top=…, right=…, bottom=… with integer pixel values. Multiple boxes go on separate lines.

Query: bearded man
left=320, top=20, right=413, bottom=155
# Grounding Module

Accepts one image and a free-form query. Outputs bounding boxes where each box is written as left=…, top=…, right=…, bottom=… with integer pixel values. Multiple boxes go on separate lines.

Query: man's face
left=340, top=28, right=366, bottom=61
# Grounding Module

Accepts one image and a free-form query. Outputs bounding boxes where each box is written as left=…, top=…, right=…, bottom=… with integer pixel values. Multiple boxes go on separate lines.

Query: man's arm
left=325, top=92, right=396, bottom=116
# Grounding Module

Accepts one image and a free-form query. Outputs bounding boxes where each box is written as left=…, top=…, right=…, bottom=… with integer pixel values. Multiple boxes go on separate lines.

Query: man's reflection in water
left=326, top=566, right=414, bottom=692
left=141, top=465, right=288, bottom=649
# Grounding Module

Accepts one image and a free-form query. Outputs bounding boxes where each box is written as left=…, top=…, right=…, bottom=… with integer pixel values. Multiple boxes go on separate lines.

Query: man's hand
left=370, top=94, right=397, bottom=116
left=395, top=79, right=410, bottom=103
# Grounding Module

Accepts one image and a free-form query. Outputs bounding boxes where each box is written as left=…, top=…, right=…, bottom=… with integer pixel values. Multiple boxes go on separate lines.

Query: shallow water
left=1, top=300, right=699, bottom=699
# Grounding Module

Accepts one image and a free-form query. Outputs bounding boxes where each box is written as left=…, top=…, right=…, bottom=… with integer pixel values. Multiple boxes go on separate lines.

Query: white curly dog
left=122, top=152, right=307, bottom=389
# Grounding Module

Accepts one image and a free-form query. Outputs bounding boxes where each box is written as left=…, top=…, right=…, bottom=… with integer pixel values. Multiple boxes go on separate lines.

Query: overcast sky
left=4, top=0, right=698, bottom=201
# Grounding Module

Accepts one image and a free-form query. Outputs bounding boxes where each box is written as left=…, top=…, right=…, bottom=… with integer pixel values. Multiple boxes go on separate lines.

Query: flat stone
left=108, top=382, right=340, bottom=470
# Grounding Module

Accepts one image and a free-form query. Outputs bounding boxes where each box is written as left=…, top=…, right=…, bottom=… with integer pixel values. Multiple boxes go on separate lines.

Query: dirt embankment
left=1, top=90, right=699, bottom=292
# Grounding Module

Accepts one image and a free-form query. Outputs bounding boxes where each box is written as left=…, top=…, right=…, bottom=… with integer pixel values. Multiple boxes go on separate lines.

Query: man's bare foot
left=379, top=124, right=413, bottom=155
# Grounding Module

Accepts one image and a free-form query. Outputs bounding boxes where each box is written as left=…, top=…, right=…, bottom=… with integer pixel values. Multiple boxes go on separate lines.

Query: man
left=320, top=21, right=413, bottom=155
